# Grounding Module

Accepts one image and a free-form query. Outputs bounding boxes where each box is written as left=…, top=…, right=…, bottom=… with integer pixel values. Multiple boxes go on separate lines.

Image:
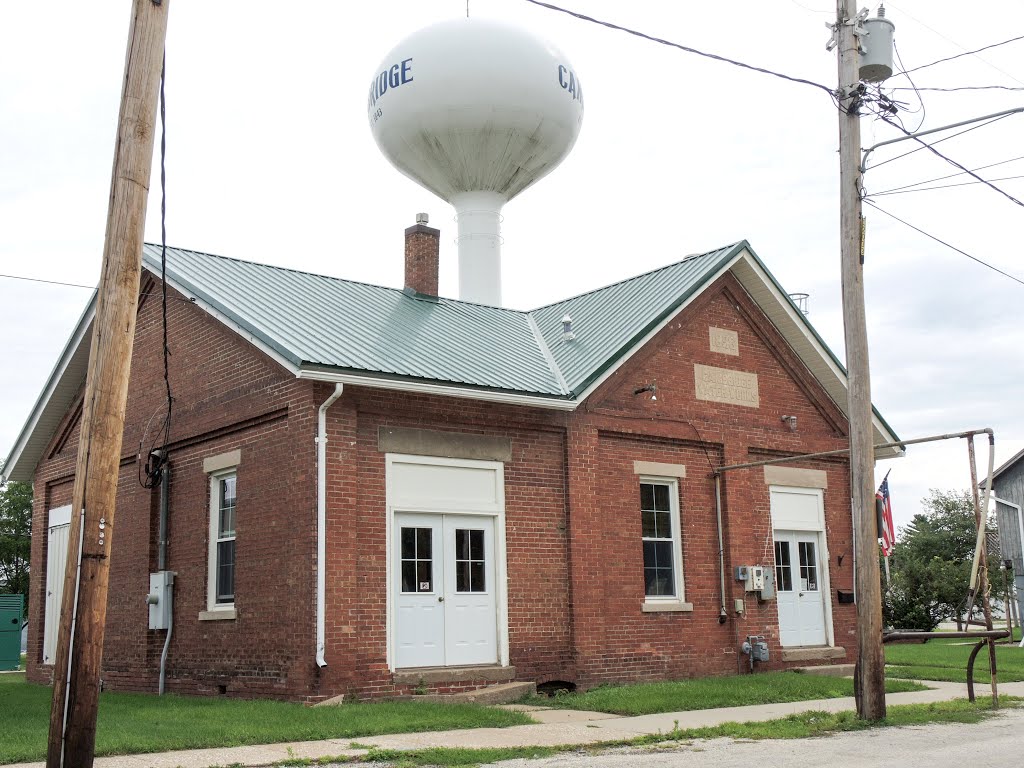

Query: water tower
left=369, top=18, right=584, bottom=306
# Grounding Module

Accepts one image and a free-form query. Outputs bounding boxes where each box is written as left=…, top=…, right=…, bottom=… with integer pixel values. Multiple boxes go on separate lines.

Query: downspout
left=316, top=384, right=344, bottom=668
left=714, top=474, right=728, bottom=624
left=158, top=463, right=172, bottom=695
left=59, top=508, right=86, bottom=768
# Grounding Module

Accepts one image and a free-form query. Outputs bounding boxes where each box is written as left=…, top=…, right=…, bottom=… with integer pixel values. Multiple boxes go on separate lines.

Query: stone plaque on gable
left=709, top=327, right=739, bottom=356
left=694, top=364, right=760, bottom=408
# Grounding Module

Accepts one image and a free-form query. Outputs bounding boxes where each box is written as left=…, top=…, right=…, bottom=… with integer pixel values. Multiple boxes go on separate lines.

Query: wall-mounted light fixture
left=781, top=414, right=797, bottom=432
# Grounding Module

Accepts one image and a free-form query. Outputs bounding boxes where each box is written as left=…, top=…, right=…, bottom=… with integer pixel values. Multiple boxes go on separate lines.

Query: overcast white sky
left=1, top=0, right=1022, bottom=535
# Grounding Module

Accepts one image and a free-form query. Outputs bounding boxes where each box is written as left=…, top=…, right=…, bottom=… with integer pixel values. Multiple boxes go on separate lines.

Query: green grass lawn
left=886, top=636, right=1024, bottom=683
left=520, top=671, right=925, bottom=716
left=0, top=673, right=532, bottom=765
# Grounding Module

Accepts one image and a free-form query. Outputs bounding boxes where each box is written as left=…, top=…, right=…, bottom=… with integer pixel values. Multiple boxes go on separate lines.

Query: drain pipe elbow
left=316, top=383, right=344, bottom=669
left=159, top=578, right=174, bottom=695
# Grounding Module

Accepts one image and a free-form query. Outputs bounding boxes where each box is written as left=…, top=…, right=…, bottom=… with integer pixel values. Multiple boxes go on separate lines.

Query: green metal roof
left=4, top=239, right=903, bottom=484
left=533, top=243, right=743, bottom=394
left=144, top=245, right=564, bottom=396
left=142, top=242, right=746, bottom=399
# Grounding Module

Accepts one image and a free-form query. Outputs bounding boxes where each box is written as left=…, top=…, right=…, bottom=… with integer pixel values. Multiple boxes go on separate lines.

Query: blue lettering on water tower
left=557, top=64, right=583, bottom=106
left=367, top=57, right=414, bottom=112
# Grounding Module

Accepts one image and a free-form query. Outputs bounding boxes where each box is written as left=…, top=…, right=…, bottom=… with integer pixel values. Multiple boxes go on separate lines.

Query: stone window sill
left=198, top=609, right=236, bottom=621
left=642, top=600, right=694, bottom=613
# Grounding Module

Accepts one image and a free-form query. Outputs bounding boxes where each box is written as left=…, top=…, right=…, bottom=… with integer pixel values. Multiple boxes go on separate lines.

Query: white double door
left=774, top=530, right=827, bottom=647
left=394, top=513, right=497, bottom=668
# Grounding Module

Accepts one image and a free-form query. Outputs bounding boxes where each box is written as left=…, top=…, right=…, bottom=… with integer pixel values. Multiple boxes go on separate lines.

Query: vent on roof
left=562, top=314, right=575, bottom=341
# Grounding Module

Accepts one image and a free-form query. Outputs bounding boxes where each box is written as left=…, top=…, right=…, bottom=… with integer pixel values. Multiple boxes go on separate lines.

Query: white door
left=44, top=506, right=72, bottom=665
left=394, top=513, right=497, bottom=668
left=775, top=530, right=827, bottom=646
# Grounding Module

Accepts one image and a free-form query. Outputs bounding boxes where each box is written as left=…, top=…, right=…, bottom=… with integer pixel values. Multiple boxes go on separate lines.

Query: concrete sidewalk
left=12, top=680, right=1023, bottom=768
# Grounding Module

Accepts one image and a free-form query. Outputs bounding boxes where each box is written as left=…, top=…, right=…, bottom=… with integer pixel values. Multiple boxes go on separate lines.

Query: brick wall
left=27, top=268, right=859, bottom=700
left=27, top=277, right=321, bottom=699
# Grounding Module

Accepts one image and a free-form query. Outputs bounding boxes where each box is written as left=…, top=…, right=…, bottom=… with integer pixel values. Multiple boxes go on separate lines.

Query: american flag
left=876, top=475, right=895, bottom=557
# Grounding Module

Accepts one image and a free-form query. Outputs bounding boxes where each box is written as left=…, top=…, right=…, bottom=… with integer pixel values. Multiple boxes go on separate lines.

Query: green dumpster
left=0, top=594, right=24, bottom=671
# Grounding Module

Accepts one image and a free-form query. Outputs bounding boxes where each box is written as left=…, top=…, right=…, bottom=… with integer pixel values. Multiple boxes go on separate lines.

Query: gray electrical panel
left=147, top=571, right=175, bottom=630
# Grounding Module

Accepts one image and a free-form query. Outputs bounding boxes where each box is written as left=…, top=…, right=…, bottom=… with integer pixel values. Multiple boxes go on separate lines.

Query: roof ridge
left=527, top=242, right=744, bottom=312
left=526, top=314, right=570, bottom=395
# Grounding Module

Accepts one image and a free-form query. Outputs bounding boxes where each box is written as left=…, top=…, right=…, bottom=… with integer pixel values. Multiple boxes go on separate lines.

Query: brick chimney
left=404, top=213, right=440, bottom=297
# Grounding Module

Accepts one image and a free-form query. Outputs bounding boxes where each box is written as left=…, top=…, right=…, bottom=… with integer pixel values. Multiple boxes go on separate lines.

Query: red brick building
left=4, top=232, right=900, bottom=700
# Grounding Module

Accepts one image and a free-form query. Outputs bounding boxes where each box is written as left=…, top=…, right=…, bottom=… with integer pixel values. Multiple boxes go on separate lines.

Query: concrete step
left=414, top=681, right=536, bottom=705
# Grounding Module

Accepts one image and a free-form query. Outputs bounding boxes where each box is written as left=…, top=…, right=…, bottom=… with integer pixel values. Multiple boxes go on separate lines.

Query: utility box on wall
left=0, top=594, right=24, bottom=671
left=147, top=571, right=175, bottom=630
left=735, top=565, right=768, bottom=593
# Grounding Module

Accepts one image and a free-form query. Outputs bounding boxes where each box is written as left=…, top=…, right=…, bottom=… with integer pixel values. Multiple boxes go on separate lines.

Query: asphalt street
left=486, top=707, right=1024, bottom=768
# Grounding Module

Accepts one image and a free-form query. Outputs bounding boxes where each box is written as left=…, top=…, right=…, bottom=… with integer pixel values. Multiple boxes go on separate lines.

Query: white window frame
left=639, top=476, right=690, bottom=611
left=205, top=468, right=237, bottom=615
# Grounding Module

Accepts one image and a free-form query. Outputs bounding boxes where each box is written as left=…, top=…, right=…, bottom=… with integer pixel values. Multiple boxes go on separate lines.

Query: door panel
left=443, top=518, right=496, bottom=666
left=774, top=530, right=826, bottom=646
left=44, top=522, right=71, bottom=665
left=394, top=514, right=497, bottom=668
left=394, top=515, right=444, bottom=668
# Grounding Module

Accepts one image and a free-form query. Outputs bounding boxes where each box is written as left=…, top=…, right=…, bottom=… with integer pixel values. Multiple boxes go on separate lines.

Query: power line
left=863, top=199, right=1024, bottom=288
left=520, top=0, right=838, bottom=100
left=880, top=115, right=1024, bottom=209
left=884, top=2, right=1024, bottom=86
left=896, top=34, right=1024, bottom=77
left=870, top=173, right=1024, bottom=197
left=870, top=154, right=1024, bottom=195
left=892, top=42, right=925, bottom=131
left=891, top=85, right=1024, bottom=92
left=0, top=273, right=95, bottom=290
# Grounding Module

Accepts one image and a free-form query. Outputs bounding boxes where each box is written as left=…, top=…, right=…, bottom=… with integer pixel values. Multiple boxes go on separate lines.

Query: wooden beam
left=46, top=3, right=170, bottom=767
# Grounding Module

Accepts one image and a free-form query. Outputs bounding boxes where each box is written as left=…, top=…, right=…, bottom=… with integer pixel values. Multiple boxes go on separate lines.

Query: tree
left=0, top=462, right=32, bottom=614
left=882, top=488, right=995, bottom=631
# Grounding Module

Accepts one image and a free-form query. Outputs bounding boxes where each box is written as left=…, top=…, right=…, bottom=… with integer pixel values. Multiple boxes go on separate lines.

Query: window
left=798, top=540, right=818, bottom=591
left=454, top=528, right=486, bottom=593
left=640, top=479, right=684, bottom=602
left=775, top=540, right=793, bottom=592
left=208, top=471, right=237, bottom=610
left=400, top=526, right=433, bottom=593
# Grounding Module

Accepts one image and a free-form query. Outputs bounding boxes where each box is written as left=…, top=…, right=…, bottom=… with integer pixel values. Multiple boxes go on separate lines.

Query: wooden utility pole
left=836, top=0, right=886, bottom=720
left=46, top=3, right=169, bottom=767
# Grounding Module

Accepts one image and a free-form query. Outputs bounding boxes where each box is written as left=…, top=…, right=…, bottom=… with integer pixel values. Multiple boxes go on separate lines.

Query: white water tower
left=369, top=18, right=584, bottom=306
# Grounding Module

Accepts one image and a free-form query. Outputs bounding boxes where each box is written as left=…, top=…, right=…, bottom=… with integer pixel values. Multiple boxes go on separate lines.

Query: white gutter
left=316, top=383, right=344, bottom=668
left=297, top=370, right=577, bottom=411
